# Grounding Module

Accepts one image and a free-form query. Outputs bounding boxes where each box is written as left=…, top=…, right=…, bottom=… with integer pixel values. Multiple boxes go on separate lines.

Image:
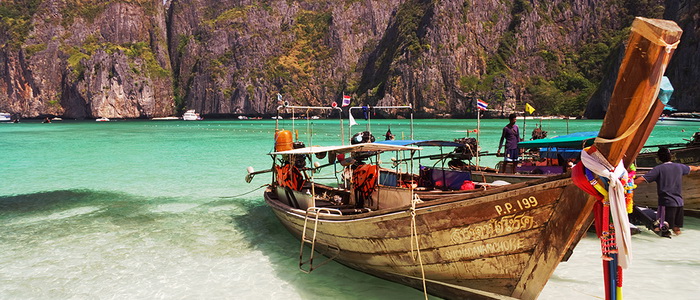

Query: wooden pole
left=622, top=98, right=666, bottom=168
left=594, top=17, right=682, bottom=167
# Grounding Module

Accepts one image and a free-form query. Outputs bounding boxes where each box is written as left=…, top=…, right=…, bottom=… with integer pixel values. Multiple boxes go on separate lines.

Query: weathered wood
left=622, top=98, right=666, bottom=168
left=266, top=177, right=591, bottom=299
left=633, top=171, right=700, bottom=213
left=636, top=145, right=700, bottom=167
left=596, top=17, right=682, bottom=165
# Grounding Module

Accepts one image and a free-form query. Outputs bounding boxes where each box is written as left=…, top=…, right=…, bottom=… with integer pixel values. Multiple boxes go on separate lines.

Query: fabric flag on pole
left=525, top=103, right=536, bottom=114
left=477, top=99, right=488, bottom=111
left=342, top=95, right=351, bottom=107
left=349, top=111, right=358, bottom=127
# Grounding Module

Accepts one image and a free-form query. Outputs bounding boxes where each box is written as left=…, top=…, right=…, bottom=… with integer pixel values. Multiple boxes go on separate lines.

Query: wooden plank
left=622, top=99, right=666, bottom=168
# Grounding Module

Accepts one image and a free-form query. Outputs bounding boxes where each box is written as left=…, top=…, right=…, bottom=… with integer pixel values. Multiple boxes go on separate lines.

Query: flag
left=342, top=94, right=351, bottom=107
left=349, top=111, right=358, bottom=127
left=525, top=103, right=536, bottom=114
left=477, top=99, right=488, bottom=111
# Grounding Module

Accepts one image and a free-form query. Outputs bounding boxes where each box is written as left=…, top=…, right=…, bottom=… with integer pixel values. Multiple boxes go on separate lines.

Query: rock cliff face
left=1, top=0, right=698, bottom=119
left=0, top=0, right=173, bottom=119
left=586, top=0, right=700, bottom=118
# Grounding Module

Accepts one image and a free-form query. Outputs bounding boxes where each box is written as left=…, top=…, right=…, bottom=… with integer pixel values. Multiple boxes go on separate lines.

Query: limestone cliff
left=586, top=0, right=700, bottom=118
left=168, top=0, right=696, bottom=118
left=0, top=0, right=174, bottom=119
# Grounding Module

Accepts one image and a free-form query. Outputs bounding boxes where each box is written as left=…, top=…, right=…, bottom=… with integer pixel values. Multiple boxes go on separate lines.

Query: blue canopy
left=517, top=131, right=598, bottom=149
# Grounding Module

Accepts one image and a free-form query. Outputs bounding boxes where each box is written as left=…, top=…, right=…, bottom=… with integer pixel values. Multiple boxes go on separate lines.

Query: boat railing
left=299, top=207, right=342, bottom=273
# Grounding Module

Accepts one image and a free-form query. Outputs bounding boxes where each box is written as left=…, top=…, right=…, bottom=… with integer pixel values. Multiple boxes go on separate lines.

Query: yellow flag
left=525, top=103, right=536, bottom=114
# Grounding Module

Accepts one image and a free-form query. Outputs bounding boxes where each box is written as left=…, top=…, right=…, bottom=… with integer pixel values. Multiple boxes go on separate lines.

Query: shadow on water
left=228, top=197, right=435, bottom=300
left=0, top=189, right=163, bottom=226
left=0, top=189, right=118, bottom=213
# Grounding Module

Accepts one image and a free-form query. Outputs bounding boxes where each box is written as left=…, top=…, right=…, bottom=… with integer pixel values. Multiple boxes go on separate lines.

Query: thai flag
left=477, top=99, right=488, bottom=111
left=342, top=95, right=351, bottom=107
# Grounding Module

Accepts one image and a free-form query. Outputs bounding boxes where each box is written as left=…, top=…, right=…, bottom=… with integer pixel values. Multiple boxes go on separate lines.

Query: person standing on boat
left=634, top=147, right=700, bottom=235
left=497, top=113, right=521, bottom=162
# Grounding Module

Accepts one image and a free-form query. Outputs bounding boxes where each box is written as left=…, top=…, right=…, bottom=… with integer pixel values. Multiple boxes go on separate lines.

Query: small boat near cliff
left=152, top=116, right=179, bottom=121
left=96, top=117, right=110, bottom=122
left=249, top=18, right=681, bottom=299
left=1, top=112, right=12, bottom=122
left=183, top=110, right=202, bottom=121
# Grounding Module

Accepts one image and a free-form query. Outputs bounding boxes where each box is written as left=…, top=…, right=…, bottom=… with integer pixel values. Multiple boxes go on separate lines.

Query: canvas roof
left=269, top=143, right=421, bottom=155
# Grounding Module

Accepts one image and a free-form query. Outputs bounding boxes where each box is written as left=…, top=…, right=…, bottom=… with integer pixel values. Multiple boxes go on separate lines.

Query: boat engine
left=451, top=137, right=479, bottom=160
left=351, top=131, right=376, bottom=144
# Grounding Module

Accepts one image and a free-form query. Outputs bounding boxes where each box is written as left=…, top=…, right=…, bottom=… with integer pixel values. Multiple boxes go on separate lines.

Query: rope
left=630, top=20, right=680, bottom=53
left=409, top=192, right=428, bottom=300
left=219, top=184, right=268, bottom=199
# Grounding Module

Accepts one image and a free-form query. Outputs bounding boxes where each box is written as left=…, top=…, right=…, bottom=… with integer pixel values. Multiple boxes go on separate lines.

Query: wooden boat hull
left=265, top=176, right=595, bottom=300
left=632, top=171, right=700, bottom=215
left=635, top=146, right=700, bottom=167
left=471, top=172, right=548, bottom=184
left=634, top=145, right=700, bottom=215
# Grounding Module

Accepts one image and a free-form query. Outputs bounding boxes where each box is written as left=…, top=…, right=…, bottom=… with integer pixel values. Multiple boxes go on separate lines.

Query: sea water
left=1, top=118, right=698, bottom=299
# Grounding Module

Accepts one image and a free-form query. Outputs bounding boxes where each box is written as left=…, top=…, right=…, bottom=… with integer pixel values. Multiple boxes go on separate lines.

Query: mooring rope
left=219, top=184, right=268, bottom=199
left=409, top=192, right=428, bottom=300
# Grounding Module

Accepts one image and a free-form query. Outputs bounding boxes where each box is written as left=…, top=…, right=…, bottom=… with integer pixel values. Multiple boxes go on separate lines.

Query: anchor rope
left=409, top=191, right=428, bottom=300
left=219, top=184, right=268, bottom=199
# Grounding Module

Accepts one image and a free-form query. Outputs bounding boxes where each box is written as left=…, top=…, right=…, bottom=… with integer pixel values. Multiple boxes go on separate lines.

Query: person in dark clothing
left=385, top=126, right=395, bottom=141
left=634, top=147, right=700, bottom=235
left=497, top=113, right=520, bottom=162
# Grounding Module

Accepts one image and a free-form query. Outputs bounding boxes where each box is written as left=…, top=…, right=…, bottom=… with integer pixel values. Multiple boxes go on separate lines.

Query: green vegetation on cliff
left=63, top=36, right=168, bottom=80
left=0, top=0, right=41, bottom=48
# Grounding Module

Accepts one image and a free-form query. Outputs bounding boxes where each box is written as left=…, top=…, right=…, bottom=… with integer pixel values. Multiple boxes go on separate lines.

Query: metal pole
left=338, top=107, right=344, bottom=145
left=476, top=108, right=480, bottom=168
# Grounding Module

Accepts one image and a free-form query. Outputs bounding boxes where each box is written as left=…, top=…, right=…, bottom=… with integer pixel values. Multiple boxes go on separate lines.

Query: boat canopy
left=374, top=139, right=466, bottom=147
left=269, top=143, right=422, bottom=155
left=518, top=131, right=598, bottom=149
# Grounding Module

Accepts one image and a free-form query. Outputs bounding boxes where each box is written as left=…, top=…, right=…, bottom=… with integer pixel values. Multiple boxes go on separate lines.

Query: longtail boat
left=253, top=18, right=681, bottom=299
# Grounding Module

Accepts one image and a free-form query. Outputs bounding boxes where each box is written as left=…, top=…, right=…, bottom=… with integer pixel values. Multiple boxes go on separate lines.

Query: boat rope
left=631, top=23, right=680, bottom=52
left=409, top=193, right=428, bottom=300
left=220, top=184, right=269, bottom=199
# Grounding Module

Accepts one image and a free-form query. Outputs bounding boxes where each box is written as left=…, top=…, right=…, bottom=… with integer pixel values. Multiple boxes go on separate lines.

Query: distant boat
left=152, top=116, right=179, bottom=121
left=238, top=116, right=249, bottom=120
left=658, top=112, right=700, bottom=123
left=0, top=112, right=10, bottom=122
left=311, top=116, right=320, bottom=120
left=96, top=117, right=110, bottom=122
left=183, top=110, right=202, bottom=121
left=271, top=116, right=283, bottom=120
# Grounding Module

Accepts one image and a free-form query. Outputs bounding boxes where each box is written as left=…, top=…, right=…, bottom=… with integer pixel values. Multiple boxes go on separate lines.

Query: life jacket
left=276, top=164, right=305, bottom=191
left=353, top=164, right=378, bottom=200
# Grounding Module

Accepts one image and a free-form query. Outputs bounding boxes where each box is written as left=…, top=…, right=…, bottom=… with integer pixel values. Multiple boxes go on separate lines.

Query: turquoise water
left=1, top=118, right=698, bottom=299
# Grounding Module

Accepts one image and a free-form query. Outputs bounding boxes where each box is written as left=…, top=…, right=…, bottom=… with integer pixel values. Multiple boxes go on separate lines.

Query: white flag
left=349, top=112, right=358, bottom=127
